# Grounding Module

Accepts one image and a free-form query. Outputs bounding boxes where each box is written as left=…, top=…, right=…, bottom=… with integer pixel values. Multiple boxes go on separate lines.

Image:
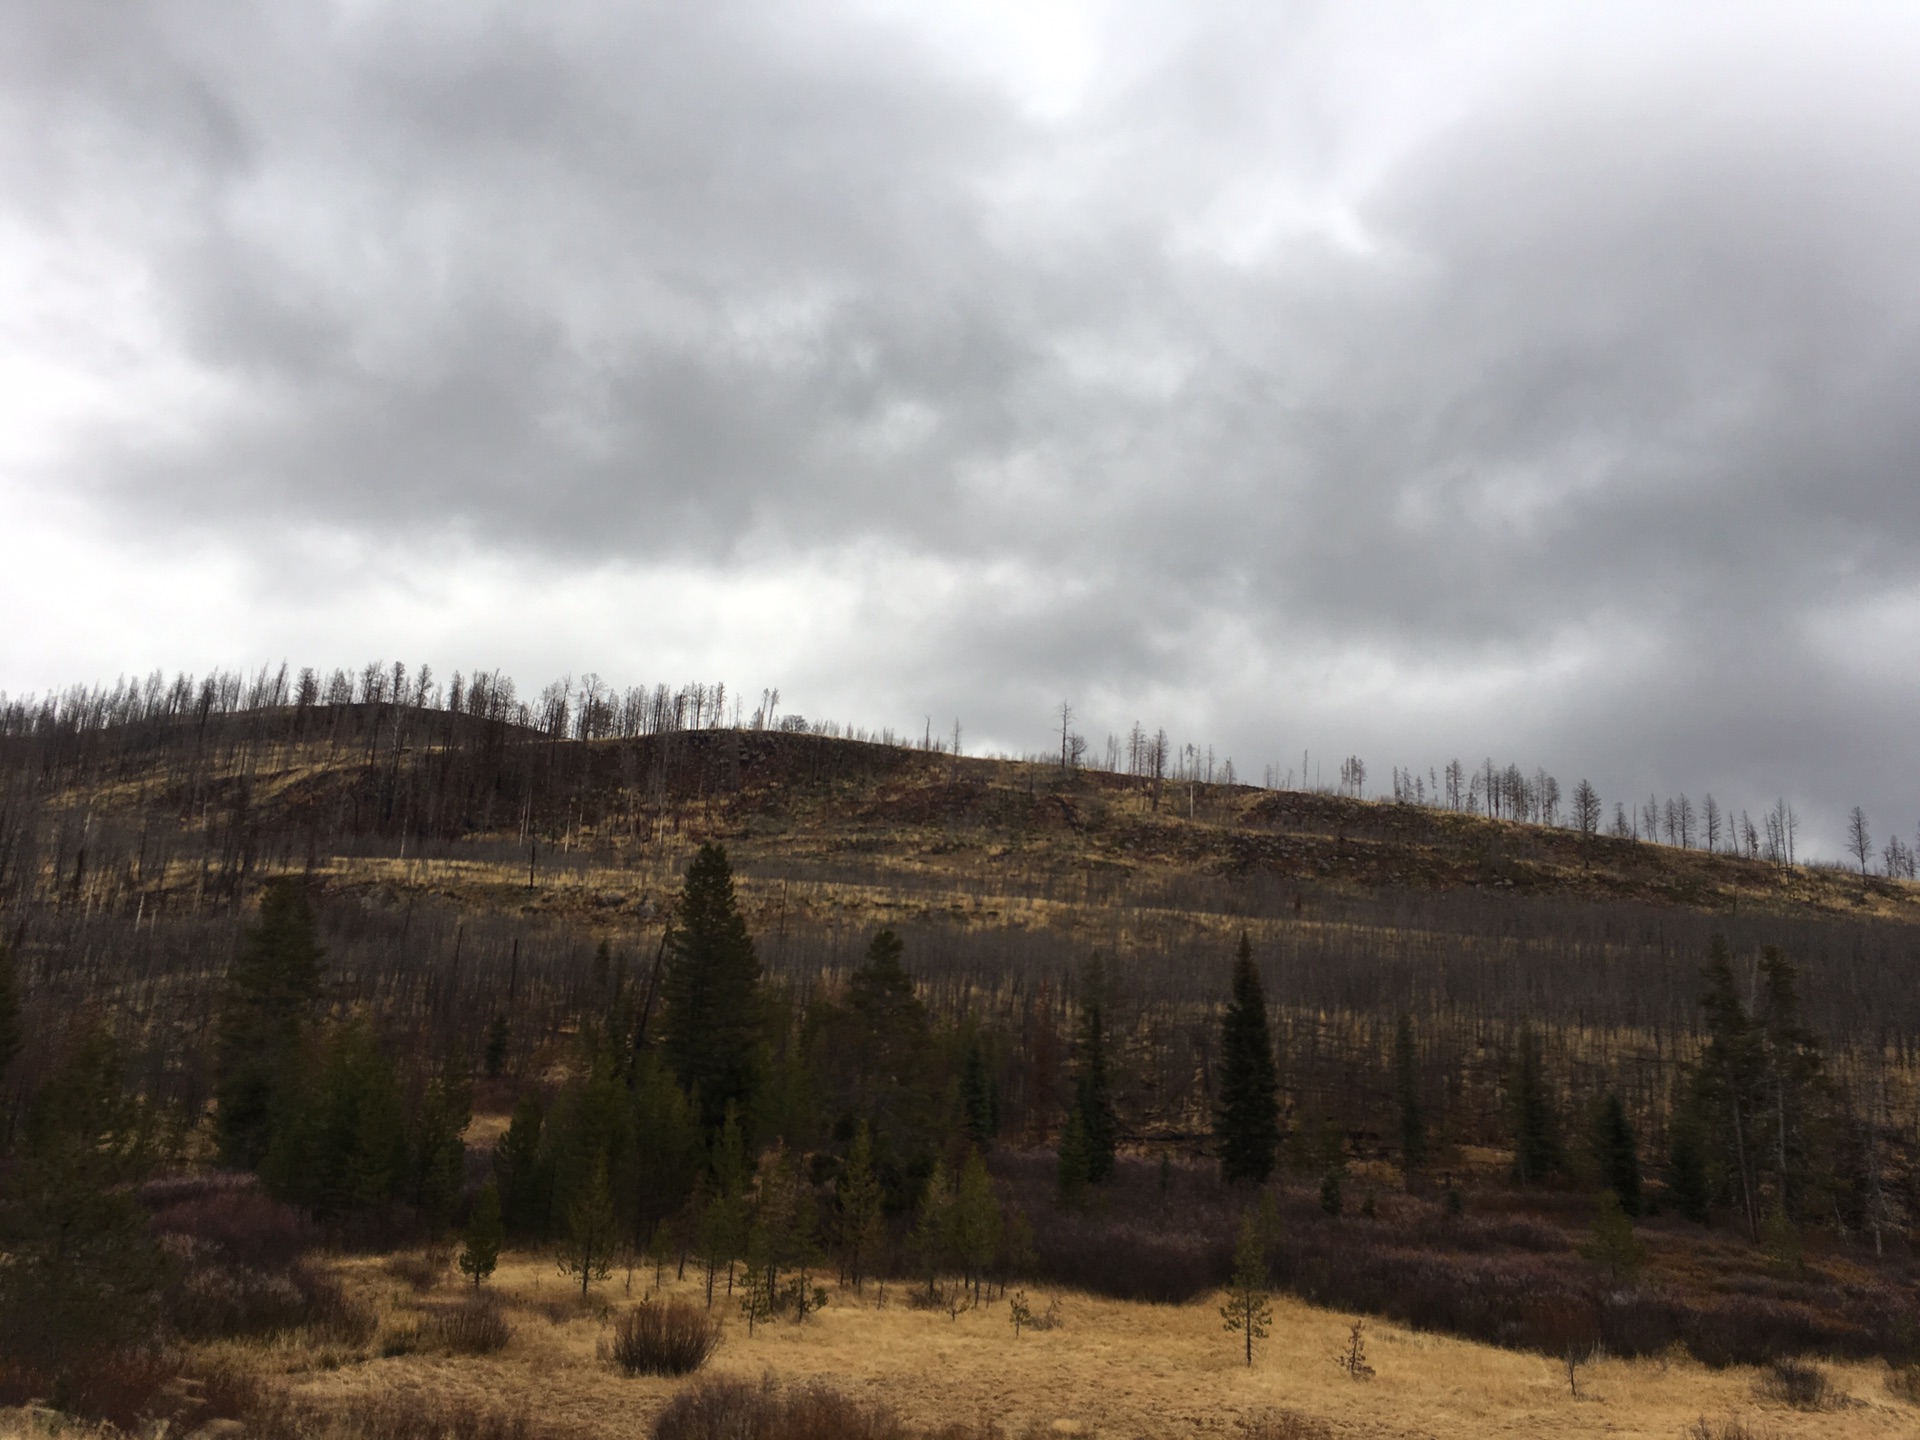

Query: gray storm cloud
left=4, top=1, right=1919, bottom=855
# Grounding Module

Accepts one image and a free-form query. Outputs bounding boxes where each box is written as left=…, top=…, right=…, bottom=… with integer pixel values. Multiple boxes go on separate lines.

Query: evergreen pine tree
left=952, top=1149, right=1002, bottom=1303
left=558, top=1158, right=617, bottom=1297
left=1055, top=1104, right=1091, bottom=1210
left=914, top=1158, right=955, bottom=1296
left=661, top=844, right=764, bottom=1136
left=1392, top=1014, right=1426, bottom=1180
left=1666, top=1099, right=1711, bottom=1224
left=1219, top=1212, right=1272, bottom=1367
left=483, top=1015, right=510, bottom=1079
left=410, top=1050, right=472, bottom=1231
left=493, top=1093, right=549, bottom=1239
left=835, top=1121, right=883, bottom=1291
left=1214, top=934, right=1280, bottom=1185
left=459, top=1179, right=504, bottom=1287
left=215, top=881, right=324, bottom=1170
left=959, top=1038, right=996, bottom=1148
left=1580, top=1190, right=1644, bottom=1286
left=1508, top=1028, right=1563, bottom=1185
left=1591, top=1092, right=1642, bottom=1216
left=0, top=1029, right=165, bottom=1364
left=1074, top=958, right=1117, bottom=1184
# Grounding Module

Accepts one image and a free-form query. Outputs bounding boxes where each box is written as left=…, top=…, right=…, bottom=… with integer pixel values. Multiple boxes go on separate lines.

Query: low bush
left=245, top=1387, right=562, bottom=1440
left=653, top=1379, right=907, bottom=1440
left=1754, top=1357, right=1831, bottom=1410
left=1889, top=1362, right=1920, bottom=1403
left=427, top=1295, right=514, bottom=1355
left=384, top=1250, right=448, bottom=1293
left=1241, top=1412, right=1332, bottom=1440
left=0, top=1347, right=181, bottom=1432
left=606, top=1298, right=721, bottom=1376
left=1684, top=1420, right=1773, bottom=1440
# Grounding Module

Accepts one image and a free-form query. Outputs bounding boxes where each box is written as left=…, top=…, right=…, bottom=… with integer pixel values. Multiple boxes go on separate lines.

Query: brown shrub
left=606, top=1298, right=721, bottom=1376
left=427, top=1295, right=514, bottom=1355
left=1241, top=1409, right=1332, bottom=1439
left=652, top=1379, right=907, bottom=1440
left=1889, top=1362, right=1920, bottom=1403
left=1684, top=1419, right=1774, bottom=1440
left=246, top=1387, right=560, bottom=1440
left=383, top=1250, right=448, bottom=1293
left=0, top=1347, right=181, bottom=1432
left=1754, top=1357, right=1832, bottom=1410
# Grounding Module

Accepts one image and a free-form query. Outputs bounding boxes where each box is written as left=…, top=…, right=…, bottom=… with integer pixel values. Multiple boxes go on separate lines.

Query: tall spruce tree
left=1074, top=958, right=1117, bottom=1184
left=1392, top=1014, right=1426, bottom=1180
left=215, top=881, right=324, bottom=1169
left=1214, top=934, right=1280, bottom=1185
left=1591, top=1092, right=1642, bottom=1216
left=1508, top=1028, right=1563, bottom=1185
left=959, top=1038, right=996, bottom=1148
left=1693, top=935, right=1765, bottom=1237
left=0, top=1029, right=164, bottom=1364
left=661, top=844, right=764, bottom=1136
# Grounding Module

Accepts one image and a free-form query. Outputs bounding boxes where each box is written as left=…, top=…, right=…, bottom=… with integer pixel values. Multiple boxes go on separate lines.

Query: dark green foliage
left=1319, top=1167, right=1344, bottom=1217
left=215, top=881, right=324, bottom=1170
left=661, top=844, right=764, bottom=1136
left=959, top=1038, right=996, bottom=1148
left=459, top=1180, right=504, bottom=1287
left=559, top=1158, right=618, bottom=1297
left=1581, top=1190, right=1644, bottom=1285
left=807, top=929, right=936, bottom=1164
left=1214, top=934, right=1280, bottom=1185
left=834, top=1121, right=883, bottom=1289
left=1056, top=1104, right=1090, bottom=1209
left=1074, top=959, right=1117, bottom=1184
left=1666, top=1099, right=1711, bottom=1224
left=1755, top=946, right=1825, bottom=1222
left=1591, top=1092, right=1642, bottom=1216
left=483, top=1015, right=510, bottom=1079
left=262, top=1020, right=408, bottom=1221
left=1393, top=1014, right=1426, bottom=1178
left=409, top=1052, right=472, bottom=1232
left=494, top=1093, right=550, bottom=1240
left=0, top=1029, right=164, bottom=1363
left=628, top=1051, right=701, bottom=1245
left=1507, top=1028, right=1563, bottom=1185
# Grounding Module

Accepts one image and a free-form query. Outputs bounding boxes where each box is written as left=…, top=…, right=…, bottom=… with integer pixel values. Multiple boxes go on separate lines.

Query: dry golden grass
left=223, top=1252, right=1918, bottom=1440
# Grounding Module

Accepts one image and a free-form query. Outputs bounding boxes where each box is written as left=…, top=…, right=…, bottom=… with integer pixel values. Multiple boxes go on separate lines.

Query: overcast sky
left=6, top=1, right=1919, bottom=856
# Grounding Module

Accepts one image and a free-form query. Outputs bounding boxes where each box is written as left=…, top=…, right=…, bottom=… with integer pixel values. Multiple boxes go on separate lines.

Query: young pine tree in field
left=559, top=1159, right=618, bottom=1298
left=835, top=1121, right=884, bottom=1291
left=494, top=1093, right=549, bottom=1239
left=915, top=1158, right=955, bottom=1297
left=1215, top=935, right=1280, bottom=1185
left=1393, top=1014, right=1426, bottom=1181
left=952, top=1149, right=1003, bottom=1303
left=662, top=843, right=763, bottom=1136
left=1581, top=1190, right=1644, bottom=1286
left=1591, top=1092, right=1642, bottom=1216
left=215, top=881, right=324, bottom=1170
left=1220, top=1212, right=1273, bottom=1368
left=459, top=1179, right=504, bottom=1287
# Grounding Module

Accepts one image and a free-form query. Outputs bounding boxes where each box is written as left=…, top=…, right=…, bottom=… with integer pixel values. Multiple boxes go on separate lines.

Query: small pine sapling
left=458, top=1179, right=504, bottom=1287
left=1220, top=1213, right=1273, bottom=1368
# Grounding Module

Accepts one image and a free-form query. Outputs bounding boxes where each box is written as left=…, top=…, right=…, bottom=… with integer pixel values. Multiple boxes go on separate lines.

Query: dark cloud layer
left=6, top=1, right=1920, bottom=855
